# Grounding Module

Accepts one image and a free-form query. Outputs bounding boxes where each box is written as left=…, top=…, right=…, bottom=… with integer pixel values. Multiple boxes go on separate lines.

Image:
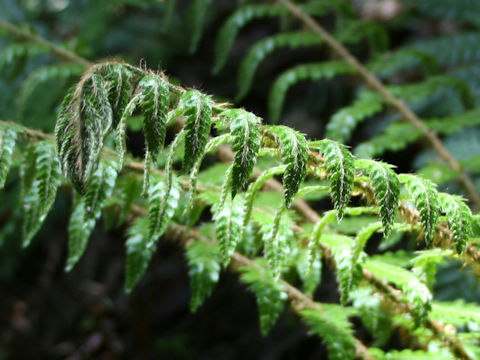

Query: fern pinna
left=2, top=0, right=480, bottom=359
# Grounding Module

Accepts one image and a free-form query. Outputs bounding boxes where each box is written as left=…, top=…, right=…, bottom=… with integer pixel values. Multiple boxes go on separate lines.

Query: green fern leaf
left=268, top=61, right=354, bottom=123
left=438, top=193, right=473, bottom=253
left=313, top=139, right=354, bottom=219
left=213, top=4, right=284, bottom=74
left=236, top=31, right=322, bottom=100
left=125, top=217, right=151, bottom=292
left=222, top=109, right=261, bottom=197
left=300, top=304, right=357, bottom=360
left=399, top=174, right=440, bottom=244
left=321, top=233, right=364, bottom=303
left=55, top=73, right=113, bottom=193
left=65, top=158, right=119, bottom=271
left=0, top=43, right=48, bottom=76
left=326, top=91, right=383, bottom=143
left=295, top=247, right=322, bottom=296
left=268, top=126, right=308, bottom=207
left=355, top=159, right=400, bottom=237
left=101, top=63, right=134, bottom=127
left=188, top=0, right=213, bottom=53
left=214, top=194, right=244, bottom=266
left=138, top=74, right=169, bottom=159
left=187, top=241, right=221, bottom=312
left=178, top=90, right=212, bottom=173
left=239, top=260, right=287, bottom=335
left=0, top=125, right=17, bottom=189
left=22, top=141, right=61, bottom=247
left=147, top=175, right=181, bottom=243
left=262, top=205, right=291, bottom=279
left=365, top=259, right=432, bottom=325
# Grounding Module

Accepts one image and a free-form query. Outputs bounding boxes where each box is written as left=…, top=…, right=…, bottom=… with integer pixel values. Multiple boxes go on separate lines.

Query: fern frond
left=187, top=241, right=221, bottom=312
left=214, top=194, right=244, bottom=266
left=268, top=126, right=308, bottom=207
left=125, top=217, right=151, bottom=292
left=213, top=4, right=284, bottom=74
left=321, top=233, right=364, bottom=303
left=55, top=72, right=113, bottom=193
left=268, top=61, right=354, bottom=123
left=356, top=159, right=400, bottom=237
left=102, top=63, right=134, bottom=128
left=438, top=193, right=472, bottom=253
left=239, top=260, right=287, bottom=335
left=326, top=91, right=383, bottom=143
left=188, top=0, right=213, bottom=53
left=312, top=139, right=355, bottom=219
left=236, top=31, right=322, bottom=100
left=263, top=205, right=292, bottom=279
left=407, top=0, right=480, bottom=27
left=178, top=90, right=212, bottom=174
left=295, top=247, right=322, bottom=296
left=300, top=304, right=357, bottom=360
left=138, top=74, right=169, bottom=159
left=0, top=124, right=17, bottom=189
left=65, top=158, right=119, bottom=271
left=21, top=141, right=61, bottom=247
left=147, top=174, right=181, bottom=243
left=222, top=109, right=261, bottom=197
left=399, top=174, right=440, bottom=245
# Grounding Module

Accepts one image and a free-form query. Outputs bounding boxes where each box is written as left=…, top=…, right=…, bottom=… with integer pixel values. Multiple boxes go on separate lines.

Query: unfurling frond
left=178, top=90, right=212, bottom=174
left=55, top=73, right=113, bottom=193
left=399, top=174, right=440, bottom=244
left=138, top=74, right=169, bottom=159
left=187, top=241, right=221, bottom=312
left=356, top=159, right=400, bottom=237
left=222, top=109, right=261, bottom=197
left=268, top=126, right=308, bottom=207
left=313, top=139, right=354, bottom=219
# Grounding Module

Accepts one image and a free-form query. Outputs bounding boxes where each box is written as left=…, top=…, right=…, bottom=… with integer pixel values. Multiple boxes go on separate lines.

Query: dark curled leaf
left=268, top=126, right=308, bottom=207
left=138, top=74, right=170, bottom=158
left=313, top=139, right=354, bottom=219
left=221, top=109, right=261, bottom=197
left=55, top=73, right=113, bottom=193
left=178, top=90, right=212, bottom=173
left=355, top=159, right=400, bottom=237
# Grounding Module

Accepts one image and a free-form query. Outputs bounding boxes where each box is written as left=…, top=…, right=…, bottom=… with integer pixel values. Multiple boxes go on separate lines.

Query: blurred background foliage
left=1, top=0, right=480, bottom=359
